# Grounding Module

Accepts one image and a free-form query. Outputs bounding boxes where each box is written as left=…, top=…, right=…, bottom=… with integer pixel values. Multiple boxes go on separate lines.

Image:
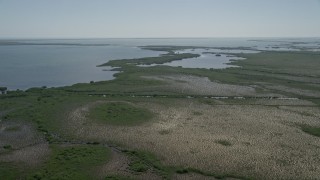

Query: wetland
left=1, top=38, right=320, bottom=179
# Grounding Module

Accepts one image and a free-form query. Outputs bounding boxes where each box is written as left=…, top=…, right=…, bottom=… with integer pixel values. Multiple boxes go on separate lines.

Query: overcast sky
left=0, top=0, right=319, bottom=38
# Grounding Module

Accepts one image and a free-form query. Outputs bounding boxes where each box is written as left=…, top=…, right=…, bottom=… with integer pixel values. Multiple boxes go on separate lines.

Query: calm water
left=0, top=45, right=161, bottom=90
left=153, top=54, right=244, bottom=69
left=176, top=48, right=260, bottom=54
left=10, top=37, right=320, bottom=48
left=1, top=38, right=319, bottom=90
left=139, top=48, right=248, bottom=69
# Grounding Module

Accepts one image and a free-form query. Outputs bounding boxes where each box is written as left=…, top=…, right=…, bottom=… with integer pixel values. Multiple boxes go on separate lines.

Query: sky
left=0, top=0, right=320, bottom=38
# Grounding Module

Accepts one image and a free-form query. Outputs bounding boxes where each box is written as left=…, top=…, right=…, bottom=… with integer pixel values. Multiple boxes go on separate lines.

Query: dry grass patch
left=279, top=106, right=320, bottom=118
left=0, top=121, right=45, bottom=153
left=87, top=101, right=154, bottom=126
left=143, top=75, right=260, bottom=96
left=98, top=150, right=131, bottom=178
left=265, top=84, right=320, bottom=97
left=0, top=143, right=50, bottom=167
left=158, top=129, right=172, bottom=135
left=173, top=173, right=218, bottom=180
left=66, top=99, right=320, bottom=179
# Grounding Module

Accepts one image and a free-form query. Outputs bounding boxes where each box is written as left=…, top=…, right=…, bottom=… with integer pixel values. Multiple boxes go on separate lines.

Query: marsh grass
left=158, top=129, right=171, bottom=135
left=175, top=167, right=252, bottom=180
left=3, top=145, right=12, bottom=149
left=65, top=97, right=320, bottom=179
left=123, top=149, right=249, bottom=179
left=29, top=145, right=111, bottom=179
left=98, top=53, right=200, bottom=67
left=4, top=126, right=21, bottom=131
left=129, top=161, right=149, bottom=172
left=199, top=99, right=216, bottom=106
left=88, top=102, right=154, bottom=126
left=0, top=163, right=20, bottom=179
left=123, top=150, right=173, bottom=179
left=1, top=48, right=320, bottom=179
left=299, top=124, right=320, bottom=137
left=193, top=111, right=203, bottom=116
left=215, top=140, right=232, bottom=146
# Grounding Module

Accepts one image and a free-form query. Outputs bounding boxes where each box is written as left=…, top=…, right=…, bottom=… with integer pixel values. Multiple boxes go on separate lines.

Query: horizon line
left=1, top=36, right=320, bottom=40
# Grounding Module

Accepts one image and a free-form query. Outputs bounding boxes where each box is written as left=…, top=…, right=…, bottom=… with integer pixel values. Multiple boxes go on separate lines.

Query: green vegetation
left=193, top=111, right=203, bottom=116
left=199, top=99, right=217, bottom=106
left=158, top=129, right=171, bottom=135
left=215, top=140, right=232, bottom=146
left=129, top=161, right=149, bottom=172
left=124, top=149, right=250, bottom=179
left=124, top=149, right=173, bottom=178
left=4, top=126, right=21, bottom=131
left=175, top=167, right=251, bottom=180
left=125, top=145, right=201, bottom=176
left=88, top=102, right=154, bottom=126
left=0, top=163, right=20, bottom=179
left=234, top=51, right=320, bottom=77
left=3, top=145, right=12, bottom=149
left=29, top=145, right=111, bottom=180
left=299, top=124, right=320, bottom=137
left=167, top=51, right=320, bottom=95
left=98, top=52, right=200, bottom=67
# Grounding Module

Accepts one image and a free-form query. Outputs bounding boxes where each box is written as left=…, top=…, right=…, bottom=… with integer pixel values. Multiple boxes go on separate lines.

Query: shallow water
left=256, top=46, right=300, bottom=51
left=176, top=48, right=260, bottom=54
left=138, top=48, right=248, bottom=69
left=164, top=53, right=244, bottom=69
left=139, top=53, right=244, bottom=69
left=0, top=45, right=161, bottom=90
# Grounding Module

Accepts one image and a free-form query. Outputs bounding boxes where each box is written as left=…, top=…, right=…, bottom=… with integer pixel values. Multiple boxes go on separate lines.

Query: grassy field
left=1, top=46, right=320, bottom=179
left=88, top=102, right=154, bottom=126
left=66, top=97, right=319, bottom=179
left=28, top=145, right=111, bottom=180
